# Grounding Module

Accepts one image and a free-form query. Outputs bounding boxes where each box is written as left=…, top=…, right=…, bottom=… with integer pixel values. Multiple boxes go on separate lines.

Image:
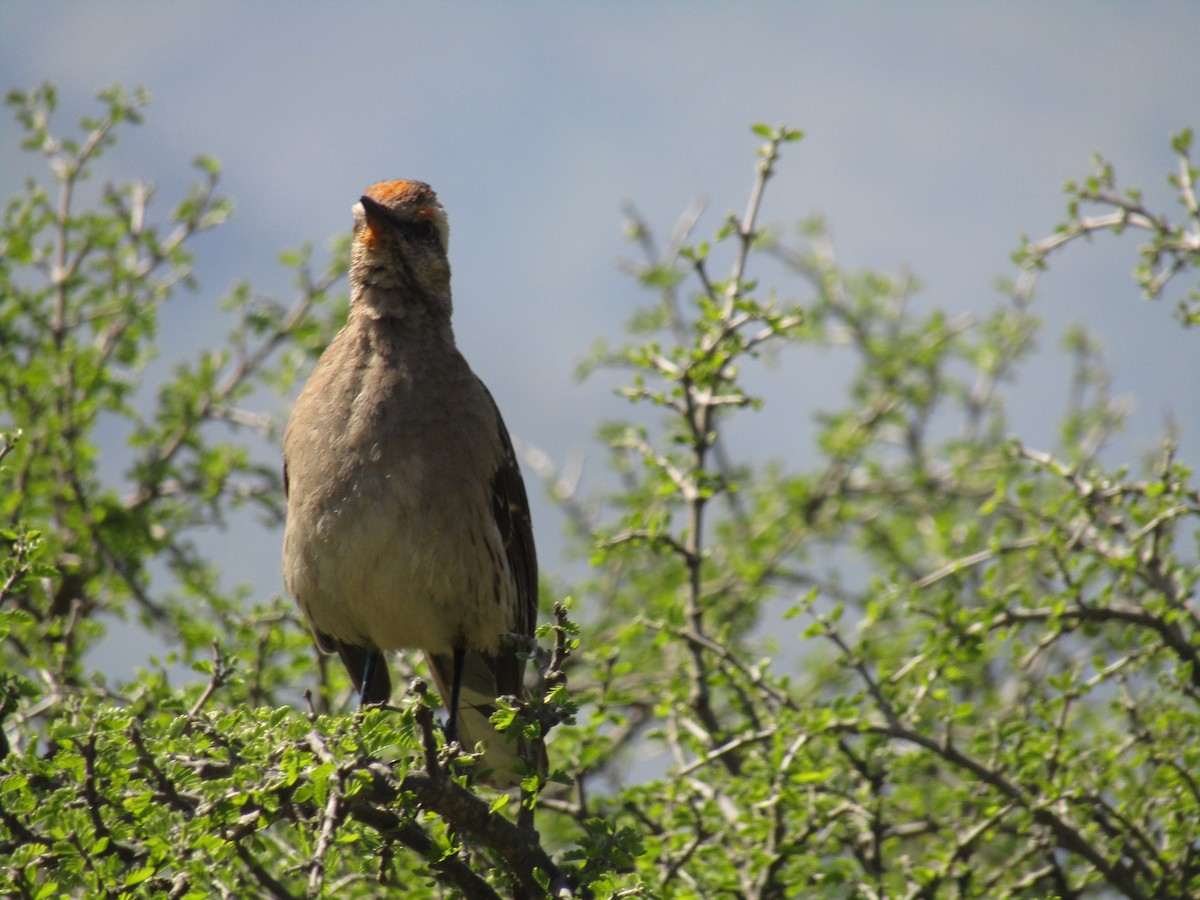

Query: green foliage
left=2, top=90, right=1198, bottom=899
left=550, top=123, right=1200, bottom=898
left=1015, top=129, right=1200, bottom=326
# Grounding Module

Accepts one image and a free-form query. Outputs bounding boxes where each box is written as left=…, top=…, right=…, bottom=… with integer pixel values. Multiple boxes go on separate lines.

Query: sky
left=3, top=3, right=1198, bottom=677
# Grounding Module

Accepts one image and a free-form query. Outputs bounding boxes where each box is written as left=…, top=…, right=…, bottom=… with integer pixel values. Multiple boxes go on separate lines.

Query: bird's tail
left=425, top=648, right=546, bottom=788
left=328, top=638, right=392, bottom=706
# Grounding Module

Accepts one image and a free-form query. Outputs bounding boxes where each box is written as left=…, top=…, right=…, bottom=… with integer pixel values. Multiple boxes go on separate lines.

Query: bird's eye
left=414, top=219, right=439, bottom=244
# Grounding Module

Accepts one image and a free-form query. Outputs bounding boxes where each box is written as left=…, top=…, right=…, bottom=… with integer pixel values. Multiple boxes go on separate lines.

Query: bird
left=281, top=179, right=541, bottom=786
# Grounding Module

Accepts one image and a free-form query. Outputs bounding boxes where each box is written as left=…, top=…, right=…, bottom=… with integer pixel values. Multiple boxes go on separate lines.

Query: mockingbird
left=282, top=179, right=540, bottom=786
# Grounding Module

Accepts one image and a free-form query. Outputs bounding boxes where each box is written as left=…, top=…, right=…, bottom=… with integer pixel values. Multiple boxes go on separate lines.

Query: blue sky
left=3, top=3, right=1198, bottom=675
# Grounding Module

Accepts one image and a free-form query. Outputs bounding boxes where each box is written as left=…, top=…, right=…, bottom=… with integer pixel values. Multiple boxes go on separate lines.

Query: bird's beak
left=359, top=194, right=387, bottom=221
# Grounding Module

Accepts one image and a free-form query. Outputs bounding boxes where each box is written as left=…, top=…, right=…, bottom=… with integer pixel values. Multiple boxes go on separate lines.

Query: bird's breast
left=282, top=336, right=516, bottom=655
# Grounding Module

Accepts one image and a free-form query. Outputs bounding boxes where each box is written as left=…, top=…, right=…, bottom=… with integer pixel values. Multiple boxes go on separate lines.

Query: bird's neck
left=353, top=283, right=453, bottom=331
left=350, top=288, right=457, bottom=348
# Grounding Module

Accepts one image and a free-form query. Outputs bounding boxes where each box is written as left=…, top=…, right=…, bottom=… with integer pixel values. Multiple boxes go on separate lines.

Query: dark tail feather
left=425, top=648, right=545, bottom=787
left=331, top=639, right=392, bottom=706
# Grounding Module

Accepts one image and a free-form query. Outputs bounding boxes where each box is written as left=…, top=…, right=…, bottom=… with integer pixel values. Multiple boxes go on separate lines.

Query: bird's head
left=349, top=179, right=453, bottom=321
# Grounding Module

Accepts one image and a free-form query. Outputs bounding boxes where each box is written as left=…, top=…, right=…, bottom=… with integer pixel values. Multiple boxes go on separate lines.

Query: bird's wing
left=485, top=385, right=539, bottom=644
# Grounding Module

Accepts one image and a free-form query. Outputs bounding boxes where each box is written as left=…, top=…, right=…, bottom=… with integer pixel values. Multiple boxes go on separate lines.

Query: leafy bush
left=2, top=85, right=1197, bottom=898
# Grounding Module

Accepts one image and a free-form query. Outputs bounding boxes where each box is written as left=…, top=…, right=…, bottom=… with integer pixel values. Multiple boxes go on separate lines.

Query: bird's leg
left=359, top=652, right=378, bottom=707
left=446, top=645, right=466, bottom=745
